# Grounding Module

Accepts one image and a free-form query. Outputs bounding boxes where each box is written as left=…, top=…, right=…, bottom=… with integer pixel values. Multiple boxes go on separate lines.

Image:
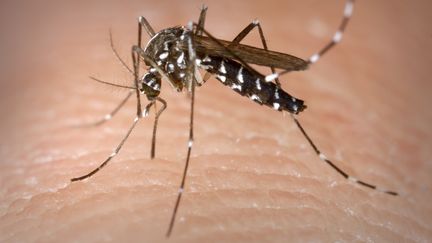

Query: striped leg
left=307, top=0, right=355, bottom=65
left=286, top=0, right=397, bottom=195
left=231, top=20, right=281, bottom=86
left=70, top=115, right=142, bottom=181
left=290, top=114, right=398, bottom=195
left=70, top=92, right=163, bottom=181
left=195, top=5, right=208, bottom=36
left=265, top=0, right=355, bottom=82
left=166, top=22, right=197, bottom=237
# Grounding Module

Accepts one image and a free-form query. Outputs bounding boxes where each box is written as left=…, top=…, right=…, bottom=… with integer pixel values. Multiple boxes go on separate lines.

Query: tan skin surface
left=1, top=0, right=431, bottom=242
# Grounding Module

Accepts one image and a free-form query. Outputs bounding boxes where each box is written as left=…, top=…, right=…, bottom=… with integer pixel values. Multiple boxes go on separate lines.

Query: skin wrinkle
left=1, top=0, right=432, bottom=242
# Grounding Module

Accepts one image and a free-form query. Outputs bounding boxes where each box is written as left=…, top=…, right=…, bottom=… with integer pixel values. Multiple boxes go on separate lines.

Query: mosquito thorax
left=143, top=26, right=192, bottom=92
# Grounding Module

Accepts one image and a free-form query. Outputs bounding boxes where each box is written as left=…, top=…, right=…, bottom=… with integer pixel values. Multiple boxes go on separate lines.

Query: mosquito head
left=140, top=69, right=161, bottom=100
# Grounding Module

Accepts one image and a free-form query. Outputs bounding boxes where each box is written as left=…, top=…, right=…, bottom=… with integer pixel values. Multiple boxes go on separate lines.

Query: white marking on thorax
left=159, top=52, right=169, bottom=60
left=177, top=52, right=185, bottom=64
left=168, top=63, right=175, bottom=72
left=163, top=42, right=169, bottom=51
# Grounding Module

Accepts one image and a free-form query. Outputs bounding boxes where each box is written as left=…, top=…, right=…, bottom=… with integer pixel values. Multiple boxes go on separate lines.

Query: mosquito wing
left=185, top=35, right=309, bottom=72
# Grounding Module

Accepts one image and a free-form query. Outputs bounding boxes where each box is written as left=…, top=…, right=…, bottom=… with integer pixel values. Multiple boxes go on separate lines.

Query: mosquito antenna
left=74, top=90, right=134, bottom=128
left=89, top=76, right=137, bottom=90
left=109, top=30, right=134, bottom=74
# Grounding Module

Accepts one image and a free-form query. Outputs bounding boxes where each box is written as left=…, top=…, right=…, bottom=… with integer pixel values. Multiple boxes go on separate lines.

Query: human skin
left=1, top=0, right=431, bottom=242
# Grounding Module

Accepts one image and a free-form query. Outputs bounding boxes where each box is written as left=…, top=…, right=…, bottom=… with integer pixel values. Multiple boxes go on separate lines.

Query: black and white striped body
left=142, top=26, right=305, bottom=114
left=199, top=55, right=306, bottom=114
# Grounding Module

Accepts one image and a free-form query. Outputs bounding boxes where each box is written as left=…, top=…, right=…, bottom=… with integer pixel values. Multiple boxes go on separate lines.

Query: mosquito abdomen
left=200, top=55, right=306, bottom=114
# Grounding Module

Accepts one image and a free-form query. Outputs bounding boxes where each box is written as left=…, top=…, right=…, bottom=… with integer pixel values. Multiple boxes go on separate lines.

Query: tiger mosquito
left=71, top=0, right=398, bottom=237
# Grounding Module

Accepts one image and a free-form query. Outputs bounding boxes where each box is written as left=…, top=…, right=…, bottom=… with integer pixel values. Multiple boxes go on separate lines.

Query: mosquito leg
left=264, top=0, right=355, bottom=82
left=71, top=18, right=150, bottom=181
left=135, top=16, right=155, bottom=91
left=132, top=43, right=143, bottom=118
left=149, top=97, right=167, bottom=159
left=195, top=4, right=208, bottom=36
left=70, top=115, right=142, bottom=182
left=290, top=114, right=398, bottom=196
left=131, top=44, right=179, bottom=160
left=231, top=20, right=280, bottom=86
left=138, top=16, right=156, bottom=38
left=166, top=23, right=197, bottom=237
left=130, top=15, right=150, bottom=120
left=71, top=41, right=150, bottom=181
left=193, top=23, right=263, bottom=78
left=307, top=0, right=355, bottom=65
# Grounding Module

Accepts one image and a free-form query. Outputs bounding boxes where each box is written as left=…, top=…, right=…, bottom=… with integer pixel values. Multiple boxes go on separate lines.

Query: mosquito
left=71, top=0, right=398, bottom=237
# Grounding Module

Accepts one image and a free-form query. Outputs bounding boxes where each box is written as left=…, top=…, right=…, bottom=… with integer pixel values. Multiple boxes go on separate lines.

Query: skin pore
left=1, top=0, right=431, bottom=242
